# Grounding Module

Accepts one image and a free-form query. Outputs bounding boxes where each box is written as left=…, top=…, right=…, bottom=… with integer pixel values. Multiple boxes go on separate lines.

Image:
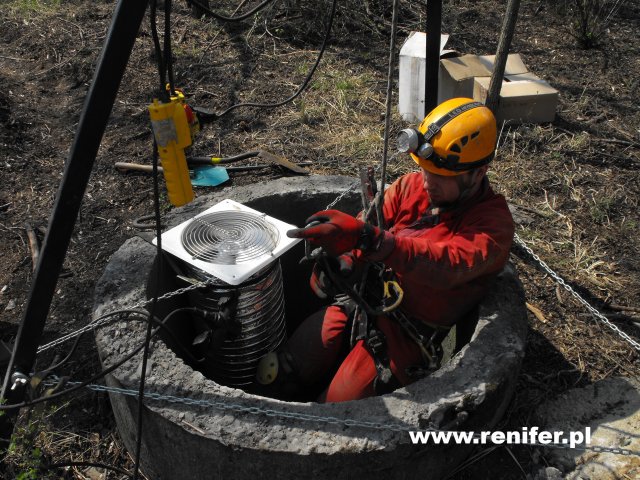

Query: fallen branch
left=526, top=302, right=547, bottom=323
left=24, top=222, right=40, bottom=272
left=608, top=304, right=640, bottom=314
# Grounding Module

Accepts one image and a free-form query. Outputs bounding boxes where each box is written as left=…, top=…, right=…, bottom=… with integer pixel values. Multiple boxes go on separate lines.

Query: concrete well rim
left=93, top=175, right=528, bottom=459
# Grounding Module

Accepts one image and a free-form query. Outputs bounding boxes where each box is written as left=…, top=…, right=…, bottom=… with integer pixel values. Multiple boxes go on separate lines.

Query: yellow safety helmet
left=397, top=98, right=497, bottom=177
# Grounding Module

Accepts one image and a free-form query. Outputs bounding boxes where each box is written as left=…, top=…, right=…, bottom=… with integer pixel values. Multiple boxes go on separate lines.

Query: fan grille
left=181, top=211, right=279, bottom=265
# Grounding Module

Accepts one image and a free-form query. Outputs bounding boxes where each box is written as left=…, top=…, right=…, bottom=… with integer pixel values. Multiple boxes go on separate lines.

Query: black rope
left=131, top=144, right=165, bottom=480
left=188, top=0, right=278, bottom=22
left=164, top=0, right=176, bottom=96
left=149, top=0, right=168, bottom=99
left=377, top=0, right=400, bottom=231
left=209, top=0, right=337, bottom=120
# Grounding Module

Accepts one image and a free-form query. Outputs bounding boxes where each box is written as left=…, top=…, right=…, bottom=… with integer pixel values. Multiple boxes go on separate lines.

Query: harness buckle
left=366, top=330, right=386, bottom=354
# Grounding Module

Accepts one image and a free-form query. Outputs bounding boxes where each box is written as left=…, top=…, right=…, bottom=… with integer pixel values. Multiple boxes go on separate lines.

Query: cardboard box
left=473, top=75, right=558, bottom=124
left=398, top=31, right=453, bottom=122
left=438, top=53, right=558, bottom=123
left=438, top=53, right=531, bottom=100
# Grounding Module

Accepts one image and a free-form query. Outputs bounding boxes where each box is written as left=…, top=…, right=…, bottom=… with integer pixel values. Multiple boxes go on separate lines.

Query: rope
left=376, top=0, right=401, bottom=230
left=208, top=0, right=337, bottom=120
left=514, top=233, right=640, bottom=352
left=41, top=379, right=640, bottom=458
left=188, top=0, right=277, bottom=22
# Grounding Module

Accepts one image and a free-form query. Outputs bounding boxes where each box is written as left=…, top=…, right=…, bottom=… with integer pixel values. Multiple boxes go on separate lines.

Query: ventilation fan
left=154, top=199, right=301, bottom=285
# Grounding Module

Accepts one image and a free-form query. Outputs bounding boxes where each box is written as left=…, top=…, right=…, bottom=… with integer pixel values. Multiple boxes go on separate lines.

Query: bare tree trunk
left=486, top=0, right=521, bottom=115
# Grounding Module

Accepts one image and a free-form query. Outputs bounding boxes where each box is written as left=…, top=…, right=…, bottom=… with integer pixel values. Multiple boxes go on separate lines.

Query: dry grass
left=1, top=0, right=640, bottom=478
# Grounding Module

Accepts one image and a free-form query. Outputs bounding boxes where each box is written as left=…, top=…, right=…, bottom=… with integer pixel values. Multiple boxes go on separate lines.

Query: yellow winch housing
left=148, top=91, right=195, bottom=207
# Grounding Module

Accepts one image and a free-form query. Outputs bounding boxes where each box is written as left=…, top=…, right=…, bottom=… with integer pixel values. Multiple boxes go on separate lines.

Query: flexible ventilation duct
left=184, top=261, right=286, bottom=387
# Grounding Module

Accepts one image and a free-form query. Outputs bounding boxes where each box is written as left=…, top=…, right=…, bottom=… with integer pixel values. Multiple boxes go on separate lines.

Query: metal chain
left=324, top=152, right=399, bottom=211
left=40, top=152, right=402, bottom=355
left=50, top=380, right=640, bottom=456
left=530, top=440, right=639, bottom=457
left=54, top=380, right=410, bottom=432
left=324, top=181, right=360, bottom=210
left=37, top=280, right=214, bottom=354
left=514, top=233, right=640, bottom=352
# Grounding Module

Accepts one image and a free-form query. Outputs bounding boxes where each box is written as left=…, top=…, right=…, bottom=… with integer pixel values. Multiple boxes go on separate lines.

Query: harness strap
left=389, top=309, right=448, bottom=376
left=365, top=321, right=400, bottom=395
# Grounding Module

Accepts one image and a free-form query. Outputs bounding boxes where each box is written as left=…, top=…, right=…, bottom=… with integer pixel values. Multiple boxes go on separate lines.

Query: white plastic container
left=398, top=32, right=450, bottom=123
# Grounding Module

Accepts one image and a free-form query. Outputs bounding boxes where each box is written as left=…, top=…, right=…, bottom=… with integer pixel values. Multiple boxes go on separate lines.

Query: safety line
left=514, top=233, right=640, bottom=352
left=48, top=380, right=640, bottom=457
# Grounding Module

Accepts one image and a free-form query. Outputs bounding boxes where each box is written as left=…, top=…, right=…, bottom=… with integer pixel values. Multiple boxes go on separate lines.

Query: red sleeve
left=367, top=195, right=514, bottom=289
left=381, top=176, right=404, bottom=227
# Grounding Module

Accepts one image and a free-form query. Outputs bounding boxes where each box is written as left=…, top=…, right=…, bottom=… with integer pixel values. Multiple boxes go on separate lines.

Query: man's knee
left=320, top=304, right=350, bottom=349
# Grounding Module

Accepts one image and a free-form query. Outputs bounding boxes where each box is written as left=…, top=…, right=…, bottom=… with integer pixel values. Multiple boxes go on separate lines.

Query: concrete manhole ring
left=93, top=175, right=528, bottom=479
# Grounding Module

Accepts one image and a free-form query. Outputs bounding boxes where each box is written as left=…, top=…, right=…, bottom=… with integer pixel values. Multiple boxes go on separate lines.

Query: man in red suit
left=258, top=98, right=515, bottom=402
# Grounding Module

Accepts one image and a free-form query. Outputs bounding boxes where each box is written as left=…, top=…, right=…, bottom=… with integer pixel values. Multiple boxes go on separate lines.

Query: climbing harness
left=305, top=231, right=446, bottom=392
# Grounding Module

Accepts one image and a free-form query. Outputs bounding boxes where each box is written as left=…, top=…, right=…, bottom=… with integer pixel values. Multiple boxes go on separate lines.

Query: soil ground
left=0, top=0, right=639, bottom=478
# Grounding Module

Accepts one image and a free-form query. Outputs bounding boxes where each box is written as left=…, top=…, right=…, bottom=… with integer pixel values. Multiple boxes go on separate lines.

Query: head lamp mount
left=397, top=129, right=434, bottom=159
left=397, top=101, right=491, bottom=173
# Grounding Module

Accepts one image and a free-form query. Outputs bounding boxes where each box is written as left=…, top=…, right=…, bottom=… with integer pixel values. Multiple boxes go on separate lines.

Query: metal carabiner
left=381, top=280, right=403, bottom=313
left=301, top=220, right=324, bottom=263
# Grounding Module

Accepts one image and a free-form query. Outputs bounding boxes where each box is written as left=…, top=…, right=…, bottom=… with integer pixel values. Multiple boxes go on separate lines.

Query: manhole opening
left=145, top=189, right=477, bottom=400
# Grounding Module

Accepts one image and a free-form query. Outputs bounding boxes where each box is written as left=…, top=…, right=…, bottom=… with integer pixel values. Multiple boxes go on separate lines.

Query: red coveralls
left=286, top=171, right=515, bottom=402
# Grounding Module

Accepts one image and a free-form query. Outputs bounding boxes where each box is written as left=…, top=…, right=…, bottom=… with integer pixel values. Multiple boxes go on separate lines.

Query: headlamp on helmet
left=397, top=98, right=498, bottom=177
left=397, top=128, right=434, bottom=159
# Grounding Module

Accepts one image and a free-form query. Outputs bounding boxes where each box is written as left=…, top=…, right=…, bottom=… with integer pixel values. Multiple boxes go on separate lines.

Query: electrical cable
left=164, top=0, right=176, bottom=96
left=37, top=308, right=152, bottom=355
left=131, top=144, right=164, bottom=480
left=39, top=330, right=83, bottom=375
left=39, top=307, right=208, bottom=374
left=149, top=0, right=168, bottom=98
left=0, top=319, right=148, bottom=411
left=376, top=0, right=400, bottom=230
left=37, top=311, right=149, bottom=386
left=188, top=0, right=278, bottom=22
left=126, top=313, right=207, bottom=365
left=0, top=308, right=193, bottom=411
left=201, top=0, right=337, bottom=121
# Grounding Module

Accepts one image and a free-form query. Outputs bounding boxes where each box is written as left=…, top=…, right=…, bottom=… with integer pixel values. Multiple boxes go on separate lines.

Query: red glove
left=310, top=253, right=358, bottom=299
left=287, top=210, right=381, bottom=257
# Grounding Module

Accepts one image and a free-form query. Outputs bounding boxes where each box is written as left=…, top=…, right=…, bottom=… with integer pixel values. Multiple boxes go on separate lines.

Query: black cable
left=32, top=308, right=152, bottom=388
left=0, top=308, right=194, bottom=411
left=0, top=320, right=149, bottom=411
left=132, top=213, right=165, bottom=230
left=40, top=331, right=83, bottom=375
left=52, top=309, right=153, bottom=382
left=149, top=0, right=167, bottom=98
left=37, top=308, right=151, bottom=357
left=188, top=0, right=278, bottom=22
left=131, top=144, right=164, bottom=480
left=211, top=0, right=337, bottom=119
left=43, top=461, right=132, bottom=478
left=130, top=314, right=207, bottom=365
left=164, top=0, right=176, bottom=96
